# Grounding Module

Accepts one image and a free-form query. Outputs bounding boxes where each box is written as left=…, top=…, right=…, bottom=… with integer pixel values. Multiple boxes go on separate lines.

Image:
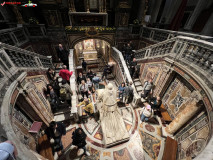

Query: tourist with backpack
left=60, top=79, right=73, bottom=106
left=124, top=81, right=134, bottom=104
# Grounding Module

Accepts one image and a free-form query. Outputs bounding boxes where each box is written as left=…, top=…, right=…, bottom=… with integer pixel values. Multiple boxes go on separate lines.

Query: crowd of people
left=45, top=65, right=73, bottom=113
left=3, top=43, right=165, bottom=159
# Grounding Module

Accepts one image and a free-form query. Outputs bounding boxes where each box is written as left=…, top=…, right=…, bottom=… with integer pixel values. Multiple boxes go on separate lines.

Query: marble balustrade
left=129, top=25, right=213, bottom=42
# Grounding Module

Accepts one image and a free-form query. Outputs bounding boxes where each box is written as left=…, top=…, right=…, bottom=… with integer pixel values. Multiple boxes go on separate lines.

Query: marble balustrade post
left=165, top=91, right=202, bottom=135
left=184, top=0, right=210, bottom=30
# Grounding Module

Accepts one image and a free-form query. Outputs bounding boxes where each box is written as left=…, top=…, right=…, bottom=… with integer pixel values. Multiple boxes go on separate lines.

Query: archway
left=74, top=39, right=111, bottom=67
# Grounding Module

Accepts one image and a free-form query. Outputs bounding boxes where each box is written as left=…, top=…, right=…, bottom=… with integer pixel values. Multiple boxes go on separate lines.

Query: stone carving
left=97, top=83, right=129, bottom=147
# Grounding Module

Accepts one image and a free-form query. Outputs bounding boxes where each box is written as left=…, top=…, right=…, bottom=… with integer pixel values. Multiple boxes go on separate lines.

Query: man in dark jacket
left=56, top=44, right=69, bottom=69
left=71, top=128, right=90, bottom=156
left=130, top=58, right=137, bottom=78
left=45, top=121, right=66, bottom=156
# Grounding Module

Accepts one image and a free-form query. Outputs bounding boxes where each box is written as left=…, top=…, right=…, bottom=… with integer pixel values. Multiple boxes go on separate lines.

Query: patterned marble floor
left=58, top=106, right=165, bottom=160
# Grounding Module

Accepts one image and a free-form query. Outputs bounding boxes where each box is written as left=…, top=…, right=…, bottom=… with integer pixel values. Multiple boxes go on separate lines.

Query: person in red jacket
left=59, top=65, right=73, bottom=83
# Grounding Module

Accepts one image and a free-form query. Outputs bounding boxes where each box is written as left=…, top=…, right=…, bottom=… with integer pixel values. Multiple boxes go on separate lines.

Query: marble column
left=86, top=0, right=90, bottom=12
left=12, top=5, right=24, bottom=24
left=160, top=0, right=182, bottom=24
left=150, top=0, right=163, bottom=24
left=165, top=91, right=202, bottom=135
left=99, top=0, right=103, bottom=13
left=103, top=0, right=106, bottom=13
left=137, top=0, right=146, bottom=23
left=184, top=0, right=210, bottom=30
left=201, top=13, right=213, bottom=36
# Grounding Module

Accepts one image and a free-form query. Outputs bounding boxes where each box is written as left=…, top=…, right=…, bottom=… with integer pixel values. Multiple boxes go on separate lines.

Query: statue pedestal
left=104, top=134, right=130, bottom=148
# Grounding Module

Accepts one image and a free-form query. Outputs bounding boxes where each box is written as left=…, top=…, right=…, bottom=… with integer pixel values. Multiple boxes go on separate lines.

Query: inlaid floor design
left=59, top=107, right=165, bottom=160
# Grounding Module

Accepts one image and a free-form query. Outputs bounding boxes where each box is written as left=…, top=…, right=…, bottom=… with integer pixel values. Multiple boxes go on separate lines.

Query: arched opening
left=74, top=38, right=111, bottom=67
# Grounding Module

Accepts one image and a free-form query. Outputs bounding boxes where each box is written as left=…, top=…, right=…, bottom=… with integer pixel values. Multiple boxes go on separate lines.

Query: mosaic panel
left=162, top=75, right=193, bottom=118
left=176, top=112, right=210, bottom=160
left=113, top=148, right=133, bottom=160
left=139, top=130, right=161, bottom=160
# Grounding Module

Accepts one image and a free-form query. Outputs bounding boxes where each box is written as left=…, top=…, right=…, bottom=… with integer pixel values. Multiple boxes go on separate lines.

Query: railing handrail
left=0, top=42, right=51, bottom=60
left=135, top=35, right=213, bottom=55
left=112, top=47, right=141, bottom=105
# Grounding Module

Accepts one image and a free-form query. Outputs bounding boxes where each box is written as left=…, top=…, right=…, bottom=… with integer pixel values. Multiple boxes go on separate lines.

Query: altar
left=83, top=50, right=98, bottom=60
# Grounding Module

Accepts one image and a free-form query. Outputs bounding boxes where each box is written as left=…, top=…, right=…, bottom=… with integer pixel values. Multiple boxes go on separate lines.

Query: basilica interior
left=0, top=0, right=213, bottom=160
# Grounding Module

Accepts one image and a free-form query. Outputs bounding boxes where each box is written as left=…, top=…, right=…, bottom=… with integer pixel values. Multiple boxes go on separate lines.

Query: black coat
left=72, top=128, right=87, bottom=148
left=45, top=122, right=66, bottom=140
left=56, top=47, right=69, bottom=61
left=77, top=75, right=86, bottom=85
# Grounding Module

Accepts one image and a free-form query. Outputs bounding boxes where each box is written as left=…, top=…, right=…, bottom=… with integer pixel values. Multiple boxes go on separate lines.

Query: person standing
left=92, top=74, right=101, bottom=90
left=71, top=128, right=90, bottom=156
left=57, top=44, right=69, bottom=69
left=45, top=121, right=66, bottom=156
left=142, top=79, right=154, bottom=99
left=130, top=58, right=137, bottom=78
left=82, top=59, right=87, bottom=72
left=59, top=65, right=73, bottom=83
left=86, top=69, right=94, bottom=81
left=125, top=43, right=132, bottom=64
left=118, top=82, right=125, bottom=102
left=124, top=81, right=134, bottom=104
left=60, top=79, right=73, bottom=106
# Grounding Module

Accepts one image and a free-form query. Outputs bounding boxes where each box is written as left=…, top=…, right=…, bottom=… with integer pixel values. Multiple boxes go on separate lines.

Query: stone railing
left=134, top=36, right=213, bottom=91
left=112, top=47, right=141, bottom=106
left=0, top=27, right=29, bottom=47
left=133, top=36, right=213, bottom=160
left=0, top=42, right=52, bottom=89
left=69, top=49, right=78, bottom=111
left=129, top=25, right=213, bottom=42
left=0, top=43, right=53, bottom=159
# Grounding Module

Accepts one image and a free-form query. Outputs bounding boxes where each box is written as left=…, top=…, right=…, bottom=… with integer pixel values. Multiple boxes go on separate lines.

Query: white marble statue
left=97, top=83, right=130, bottom=147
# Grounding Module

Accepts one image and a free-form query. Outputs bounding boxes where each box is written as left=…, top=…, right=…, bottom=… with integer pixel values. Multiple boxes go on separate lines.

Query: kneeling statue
left=97, top=83, right=130, bottom=147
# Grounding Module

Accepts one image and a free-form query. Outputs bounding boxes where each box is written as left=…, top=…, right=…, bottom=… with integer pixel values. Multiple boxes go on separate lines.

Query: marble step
left=134, top=78, right=140, bottom=82
left=136, top=86, right=143, bottom=92
left=134, top=81, right=142, bottom=86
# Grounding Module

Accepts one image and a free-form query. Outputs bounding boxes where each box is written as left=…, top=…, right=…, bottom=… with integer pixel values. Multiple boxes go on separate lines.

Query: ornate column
left=86, top=0, right=90, bottom=12
left=137, top=0, right=146, bottom=23
left=12, top=5, right=24, bottom=24
left=103, top=0, right=106, bottom=13
left=201, top=13, right=213, bottom=36
left=184, top=0, right=210, bottom=30
left=99, top=0, right=103, bottom=13
left=160, top=0, right=181, bottom=24
left=165, top=91, right=202, bottom=135
left=68, top=0, right=76, bottom=12
left=150, top=0, right=163, bottom=24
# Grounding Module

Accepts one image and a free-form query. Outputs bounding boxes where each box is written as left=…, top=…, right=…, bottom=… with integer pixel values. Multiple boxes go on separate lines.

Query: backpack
left=60, top=87, right=67, bottom=100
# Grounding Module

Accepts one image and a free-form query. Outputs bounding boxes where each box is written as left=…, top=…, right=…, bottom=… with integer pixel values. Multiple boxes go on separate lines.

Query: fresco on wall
left=176, top=112, right=209, bottom=159
left=162, top=75, right=194, bottom=119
